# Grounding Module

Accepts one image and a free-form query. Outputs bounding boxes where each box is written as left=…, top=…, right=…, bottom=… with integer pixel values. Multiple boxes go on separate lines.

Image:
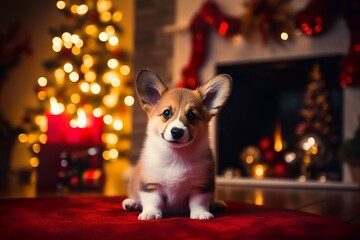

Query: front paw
left=122, top=198, right=142, bottom=211
left=190, top=211, right=214, bottom=220
left=138, top=209, right=162, bottom=220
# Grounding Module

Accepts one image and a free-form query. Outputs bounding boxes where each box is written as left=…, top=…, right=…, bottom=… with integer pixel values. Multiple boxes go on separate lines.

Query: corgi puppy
left=122, top=69, right=232, bottom=220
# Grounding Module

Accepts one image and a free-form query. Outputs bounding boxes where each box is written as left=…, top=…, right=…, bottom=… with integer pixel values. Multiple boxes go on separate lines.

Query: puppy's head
left=136, top=69, right=232, bottom=148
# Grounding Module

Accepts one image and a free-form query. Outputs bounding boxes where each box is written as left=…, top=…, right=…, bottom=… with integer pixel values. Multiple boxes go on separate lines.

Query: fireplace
left=216, top=55, right=344, bottom=183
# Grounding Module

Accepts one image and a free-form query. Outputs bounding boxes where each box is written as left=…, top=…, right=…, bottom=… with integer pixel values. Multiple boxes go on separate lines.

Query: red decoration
left=178, top=1, right=241, bottom=89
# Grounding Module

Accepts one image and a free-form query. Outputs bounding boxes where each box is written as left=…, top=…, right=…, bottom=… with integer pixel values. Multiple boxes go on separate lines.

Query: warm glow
left=39, top=134, right=47, bottom=144
left=120, top=65, right=130, bottom=76
left=30, top=157, right=40, bottom=168
left=109, top=36, right=119, bottom=46
left=83, top=54, right=94, bottom=68
left=113, top=119, right=123, bottom=131
left=280, top=32, right=289, bottom=41
left=104, top=133, right=118, bottom=144
left=109, top=148, right=119, bottom=159
left=99, top=32, right=109, bottom=42
left=38, top=91, right=47, bottom=100
left=274, top=121, right=283, bottom=152
left=38, top=77, right=47, bottom=87
left=90, top=83, right=101, bottom=94
left=253, top=164, right=265, bottom=179
left=56, top=1, right=66, bottom=9
left=69, top=71, right=79, bottom=82
left=85, top=71, right=96, bottom=82
left=103, top=114, right=113, bottom=124
left=52, top=37, right=62, bottom=46
left=62, top=32, right=72, bottom=42
left=106, top=25, right=115, bottom=35
left=97, top=0, right=112, bottom=12
left=103, top=71, right=118, bottom=84
left=77, top=108, right=87, bottom=128
left=93, top=108, right=103, bottom=117
left=34, top=115, right=47, bottom=132
left=100, top=11, right=112, bottom=22
left=112, top=11, right=123, bottom=22
left=110, top=77, right=120, bottom=87
left=32, top=143, right=41, bottom=153
left=76, top=4, right=88, bottom=15
left=70, top=34, right=80, bottom=44
left=52, top=45, right=62, bottom=52
left=80, top=82, right=90, bottom=92
left=63, top=63, right=73, bottom=73
left=102, top=150, right=110, bottom=160
left=124, top=96, right=134, bottom=106
left=70, top=4, right=78, bottom=14
left=103, top=94, right=117, bottom=108
left=70, top=93, right=81, bottom=104
left=245, top=155, right=254, bottom=164
left=85, top=24, right=98, bottom=36
left=18, top=133, right=28, bottom=143
left=66, top=103, right=77, bottom=114
left=50, top=97, right=64, bottom=114
left=55, top=68, right=65, bottom=80
left=107, top=58, right=118, bottom=69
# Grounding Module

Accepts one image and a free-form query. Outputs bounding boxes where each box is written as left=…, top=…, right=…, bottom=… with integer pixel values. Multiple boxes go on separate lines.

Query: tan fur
left=123, top=69, right=232, bottom=220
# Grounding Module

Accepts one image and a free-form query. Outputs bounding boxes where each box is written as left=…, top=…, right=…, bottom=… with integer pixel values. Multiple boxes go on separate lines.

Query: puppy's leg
left=138, top=191, right=163, bottom=220
left=122, top=198, right=142, bottom=211
left=189, top=192, right=214, bottom=220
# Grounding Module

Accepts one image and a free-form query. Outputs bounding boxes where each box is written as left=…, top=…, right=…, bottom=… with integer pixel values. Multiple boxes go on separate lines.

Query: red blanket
left=0, top=196, right=358, bottom=239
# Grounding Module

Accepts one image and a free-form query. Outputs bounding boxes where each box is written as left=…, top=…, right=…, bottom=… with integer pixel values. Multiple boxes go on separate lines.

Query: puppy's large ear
left=136, top=69, right=168, bottom=112
left=198, top=74, right=232, bottom=116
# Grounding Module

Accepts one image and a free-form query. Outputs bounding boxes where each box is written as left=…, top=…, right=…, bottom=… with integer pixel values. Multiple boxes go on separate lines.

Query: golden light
left=63, top=41, right=73, bottom=49
left=70, top=93, right=81, bottom=104
left=97, top=0, right=112, bottom=12
left=100, top=11, right=112, bottom=22
left=84, top=71, right=96, bottom=82
left=55, top=68, right=65, bottom=79
left=32, top=143, right=41, bottom=153
left=63, top=63, right=73, bottom=73
left=39, top=134, right=47, bottom=144
left=83, top=54, right=94, bottom=68
left=76, top=4, right=88, bottom=15
left=90, top=83, right=101, bottom=94
left=280, top=32, right=289, bottom=41
left=30, top=157, right=40, bottom=168
left=109, top=36, right=119, bottom=46
left=52, top=37, right=62, bottom=46
left=70, top=119, right=78, bottom=128
left=245, top=155, right=254, bottom=164
left=284, top=152, right=296, bottom=163
left=110, top=77, right=120, bottom=87
left=50, top=97, right=65, bottom=114
left=56, top=1, right=66, bottom=9
left=113, top=119, right=123, bottom=131
left=38, top=77, right=47, bottom=87
left=92, top=108, right=101, bottom=118
left=103, top=94, right=117, bottom=108
left=71, top=46, right=81, bottom=55
left=34, top=115, right=47, bottom=132
left=80, top=82, right=90, bottom=92
left=38, top=91, right=47, bottom=100
left=102, top=150, right=110, bottom=160
left=99, top=32, right=109, bottom=42
left=102, top=71, right=118, bottom=84
left=62, top=32, right=72, bottom=42
left=85, top=24, right=98, bottom=36
left=70, top=4, right=78, bottom=14
left=74, top=39, right=84, bottom=48
left=77, top=108, right=87, bottom=128
left=18, top=133, right=28, bottom=143
left=112, top=11, right=123, bottom=22
left=69, top=71, right=80, bottom=82
left=70, top=34, right=80, bottom=44
left=124, top=96, right=134, bottom=106
left=253, top=164, right=266, bottom=179
left=109, top=148, right=119, bottom=159
left=120, top=65, right=130, bottom=76
left=274, top=121, right=283, bottom=152
left=105, top=25, right=115, bottom=35
left=66, top=103, right=77, bottom=114
left=104, top=133, right=118, bottom=144
left=103, top=114, right=113, bottom=124
left=107, top=58, right=118, bottom=69
left=52, top=45, right=62, bottom=52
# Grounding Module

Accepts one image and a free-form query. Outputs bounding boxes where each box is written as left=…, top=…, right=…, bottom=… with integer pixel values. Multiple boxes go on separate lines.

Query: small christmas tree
left=296, top=63, right=336, bottom=179
left=19, top=0, right=133, bottom=168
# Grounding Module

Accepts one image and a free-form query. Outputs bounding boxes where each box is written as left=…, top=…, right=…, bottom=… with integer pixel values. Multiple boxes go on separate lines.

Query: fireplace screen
left=216, top=55, right=343, bottom=181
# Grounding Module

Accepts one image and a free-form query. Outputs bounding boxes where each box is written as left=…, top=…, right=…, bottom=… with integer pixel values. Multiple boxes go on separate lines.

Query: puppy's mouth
left=160, top=133, right=193, bottom=147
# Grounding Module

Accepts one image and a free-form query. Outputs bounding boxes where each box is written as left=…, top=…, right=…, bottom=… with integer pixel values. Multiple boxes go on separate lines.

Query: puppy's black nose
left=171, top=127, right=184, bottom=140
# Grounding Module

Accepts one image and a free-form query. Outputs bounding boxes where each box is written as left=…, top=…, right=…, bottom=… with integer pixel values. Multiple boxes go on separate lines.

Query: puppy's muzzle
left=171, top=127, right=184, bottom=140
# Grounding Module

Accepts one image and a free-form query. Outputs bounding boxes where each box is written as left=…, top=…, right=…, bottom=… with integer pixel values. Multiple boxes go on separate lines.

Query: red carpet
left=0, top=196, right=358, bottom=239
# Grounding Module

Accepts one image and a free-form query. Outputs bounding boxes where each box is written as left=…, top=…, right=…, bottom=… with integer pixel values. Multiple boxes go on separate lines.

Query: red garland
left=178, top=1, right=241, bottom=89
left=180, top=0, right=360, bottom=89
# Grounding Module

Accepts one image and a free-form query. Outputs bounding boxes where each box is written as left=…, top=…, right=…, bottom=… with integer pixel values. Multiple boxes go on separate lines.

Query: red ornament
left=178, top=1, right=241, bottom=89
left=273, top=162, right=288, bottom=178
left=259, top=137, right=272, bottom=150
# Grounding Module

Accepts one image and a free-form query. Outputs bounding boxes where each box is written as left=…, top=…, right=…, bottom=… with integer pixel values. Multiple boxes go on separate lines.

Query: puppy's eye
left=186, top=111, right=197, bottom=123
left=162, top=109, right=172, bottom=120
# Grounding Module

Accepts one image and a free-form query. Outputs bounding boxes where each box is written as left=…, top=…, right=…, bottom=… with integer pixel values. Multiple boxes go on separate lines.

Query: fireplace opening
left=216, top=55, right=343, bottom=181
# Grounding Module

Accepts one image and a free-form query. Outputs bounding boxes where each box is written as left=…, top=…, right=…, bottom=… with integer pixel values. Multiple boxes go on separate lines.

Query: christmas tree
left=19, top=0, right=133, bottom=168
left=295, top=63, right=335, bottom=179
